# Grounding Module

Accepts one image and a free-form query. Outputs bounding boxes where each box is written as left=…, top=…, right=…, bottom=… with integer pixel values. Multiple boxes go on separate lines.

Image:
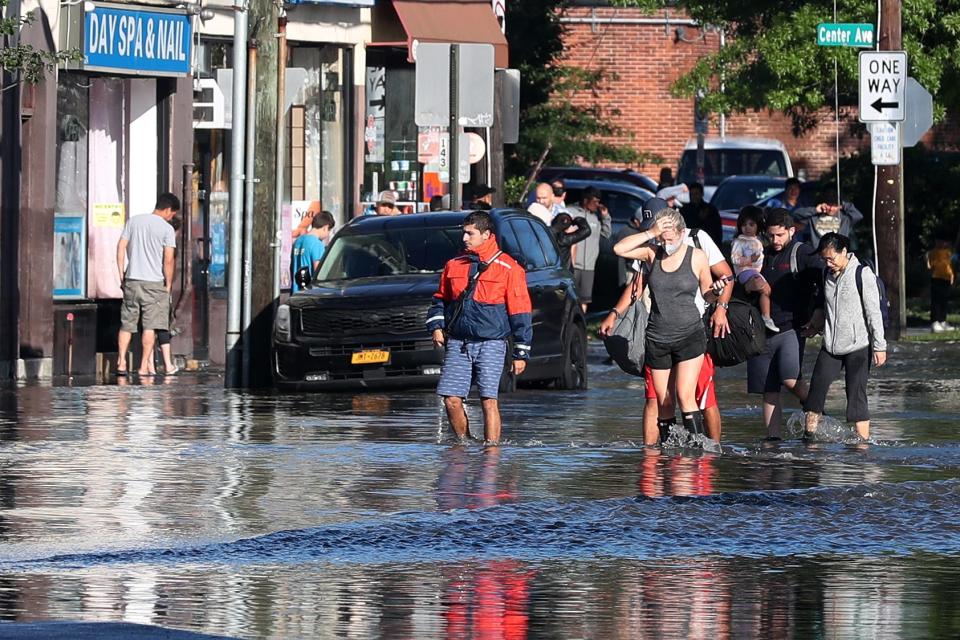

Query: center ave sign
left=859, top=51, right=907, bottom=122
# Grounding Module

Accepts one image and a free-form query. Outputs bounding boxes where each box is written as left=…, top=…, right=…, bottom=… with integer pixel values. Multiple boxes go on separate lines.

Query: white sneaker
left=943, top=322, right=955, bottom=331
left=762, top=316, right=780, bottom=333
left=933, top=321, right=946, bottom=333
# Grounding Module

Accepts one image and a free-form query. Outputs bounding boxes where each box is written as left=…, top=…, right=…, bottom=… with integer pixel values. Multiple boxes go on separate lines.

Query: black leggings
left=156, top=329, right=172, bottom=346
left=931, top=278, right=950, bottom=323
left=803, top=346, right=871, bottom=423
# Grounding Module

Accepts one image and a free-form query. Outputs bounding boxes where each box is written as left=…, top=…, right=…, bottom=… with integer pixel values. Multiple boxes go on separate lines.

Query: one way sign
left=859, top=51, right=907, bottom=122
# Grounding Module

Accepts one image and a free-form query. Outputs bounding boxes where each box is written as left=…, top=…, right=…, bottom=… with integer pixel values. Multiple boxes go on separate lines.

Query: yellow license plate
left=351, top=349, right=390, bottom=365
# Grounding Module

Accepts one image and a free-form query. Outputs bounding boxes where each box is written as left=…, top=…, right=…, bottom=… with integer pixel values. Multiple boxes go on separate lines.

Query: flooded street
left=1, top=341, right=960, bottom=638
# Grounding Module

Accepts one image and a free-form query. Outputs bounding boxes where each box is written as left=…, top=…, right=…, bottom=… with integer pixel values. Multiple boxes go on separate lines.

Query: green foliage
left=504, top=0, right=661, bottom=178
left=0, top=3, right=81, bottom=84
left=613, top=0, right=960, bottom=132
left=503, top=175, right=528, bottom=207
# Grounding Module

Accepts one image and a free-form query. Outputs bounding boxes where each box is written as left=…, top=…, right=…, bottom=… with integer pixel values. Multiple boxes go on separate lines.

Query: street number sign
left=869, top=121, right=901, bottom=165
left=859, top=51, right=907, bottom=122
left=817, top=23, right=874, bottom=47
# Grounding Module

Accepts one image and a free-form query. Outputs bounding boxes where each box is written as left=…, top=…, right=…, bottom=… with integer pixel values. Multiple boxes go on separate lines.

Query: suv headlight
left=275, top=304, right=292, bottom=342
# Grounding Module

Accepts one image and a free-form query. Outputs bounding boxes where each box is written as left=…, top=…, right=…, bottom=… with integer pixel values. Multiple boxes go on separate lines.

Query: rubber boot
left=682, top=411, right=704, bottom=437
left=657, top=418, right=676, bottom=444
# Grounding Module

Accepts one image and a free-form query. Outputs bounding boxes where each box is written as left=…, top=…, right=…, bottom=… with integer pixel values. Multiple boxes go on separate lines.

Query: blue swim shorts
left=436, top=338, right=508, bottom=400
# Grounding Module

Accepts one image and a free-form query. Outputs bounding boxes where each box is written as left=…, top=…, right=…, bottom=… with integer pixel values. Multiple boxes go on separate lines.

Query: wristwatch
left=716, top=302, right=729, bottom=310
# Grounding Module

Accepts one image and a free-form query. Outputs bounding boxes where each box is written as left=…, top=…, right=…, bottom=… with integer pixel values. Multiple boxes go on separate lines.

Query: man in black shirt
left=745, top=208, right=824, bottom=439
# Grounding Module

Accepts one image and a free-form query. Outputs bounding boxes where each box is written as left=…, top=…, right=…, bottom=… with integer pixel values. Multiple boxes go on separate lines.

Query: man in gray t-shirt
left=116, top=193, right=179, bottom=376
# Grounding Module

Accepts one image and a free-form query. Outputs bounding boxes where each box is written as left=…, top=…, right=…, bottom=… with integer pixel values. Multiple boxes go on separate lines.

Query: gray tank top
left=646, top=246, right=702, bottom=342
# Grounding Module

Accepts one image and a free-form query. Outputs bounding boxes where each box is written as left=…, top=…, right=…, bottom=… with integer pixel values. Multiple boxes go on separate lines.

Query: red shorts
left=644, top=352, right=717, bottom=410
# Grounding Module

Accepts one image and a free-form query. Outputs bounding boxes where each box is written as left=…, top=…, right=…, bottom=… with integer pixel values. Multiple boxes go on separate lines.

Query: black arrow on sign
left=871, top=97, right=900, bottom=112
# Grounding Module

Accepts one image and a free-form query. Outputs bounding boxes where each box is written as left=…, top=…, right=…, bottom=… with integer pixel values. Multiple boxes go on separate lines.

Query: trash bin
left=54, top=303, right=98, bottom=377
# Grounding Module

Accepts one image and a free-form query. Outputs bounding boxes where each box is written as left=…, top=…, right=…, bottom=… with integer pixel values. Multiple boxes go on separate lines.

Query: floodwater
left=1, top=341, right=960, bottom=639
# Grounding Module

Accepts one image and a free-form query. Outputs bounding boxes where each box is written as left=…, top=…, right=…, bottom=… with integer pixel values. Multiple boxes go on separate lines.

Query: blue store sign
left=84, top=4, right=192, bottom=76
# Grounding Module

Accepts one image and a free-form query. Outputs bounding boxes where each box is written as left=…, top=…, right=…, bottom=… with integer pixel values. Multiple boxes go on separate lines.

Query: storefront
left=11, top=1, right=195, bottom=378
left=364, top=0, right=508, bottom=211
left=193, top=1, right=371, bottom=364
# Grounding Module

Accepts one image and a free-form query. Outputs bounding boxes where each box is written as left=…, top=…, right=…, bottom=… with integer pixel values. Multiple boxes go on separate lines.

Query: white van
left=677, top=137, right=794, bottom=201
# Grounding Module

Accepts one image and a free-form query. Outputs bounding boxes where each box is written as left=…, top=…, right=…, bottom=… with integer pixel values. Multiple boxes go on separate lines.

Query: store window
left=287, top=45, right=350, bottom=222
left=54, top=73, right=89, bottom=299
left=279, top=44, right=351, bottom=290
left=53, top=71, right=167, bottom=300
left=363, top=49, right=484, bottom=213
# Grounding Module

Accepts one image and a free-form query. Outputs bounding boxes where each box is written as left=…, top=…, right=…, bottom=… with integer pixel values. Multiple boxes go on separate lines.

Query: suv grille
left=299, top=305, right=429, bottom=337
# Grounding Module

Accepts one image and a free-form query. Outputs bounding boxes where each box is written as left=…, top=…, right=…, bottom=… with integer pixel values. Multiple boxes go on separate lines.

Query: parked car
left=710, top=175, right=789, bottom=243
left=558, top=179, right=655, bottom=311
left=274, top=210, right=588, bottom=391
left=677, top=137, right=794, bottom=202
left=536, top=166, right=658, bottom=193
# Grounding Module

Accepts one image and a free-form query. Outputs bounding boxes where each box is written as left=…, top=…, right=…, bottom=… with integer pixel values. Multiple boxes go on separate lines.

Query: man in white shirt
left=115, top=193, right=179, bottom=376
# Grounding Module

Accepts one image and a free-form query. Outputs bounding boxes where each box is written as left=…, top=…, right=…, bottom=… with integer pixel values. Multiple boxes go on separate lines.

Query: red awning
left=376, top=0, right=509, bottom=68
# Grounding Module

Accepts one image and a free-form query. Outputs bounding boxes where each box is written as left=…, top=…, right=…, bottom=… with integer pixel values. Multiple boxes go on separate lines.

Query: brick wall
left=557, top=6, right=960, bottom=181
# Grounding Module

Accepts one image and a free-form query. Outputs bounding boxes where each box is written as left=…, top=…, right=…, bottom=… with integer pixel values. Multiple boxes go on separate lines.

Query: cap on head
left=473, top=185, right=495, bottom=198
left=636, top=197, right=670, bottom=231
left=376, top=190, right=397, bottom=206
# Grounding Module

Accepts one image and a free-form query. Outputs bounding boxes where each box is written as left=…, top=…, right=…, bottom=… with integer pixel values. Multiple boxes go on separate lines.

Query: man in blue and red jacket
left=427, top=211, right=533, bottom=444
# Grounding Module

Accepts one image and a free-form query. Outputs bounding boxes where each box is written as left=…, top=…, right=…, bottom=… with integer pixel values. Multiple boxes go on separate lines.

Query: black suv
left=273, top=209, right=588, bottom=391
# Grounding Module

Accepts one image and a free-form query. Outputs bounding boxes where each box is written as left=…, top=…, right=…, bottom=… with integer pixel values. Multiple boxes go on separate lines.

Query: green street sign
left=817, top=23, right=875, bottom=47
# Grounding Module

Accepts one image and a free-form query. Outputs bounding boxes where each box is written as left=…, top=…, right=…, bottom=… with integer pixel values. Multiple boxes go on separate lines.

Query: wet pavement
left=1, top=340, right=960, bottom=638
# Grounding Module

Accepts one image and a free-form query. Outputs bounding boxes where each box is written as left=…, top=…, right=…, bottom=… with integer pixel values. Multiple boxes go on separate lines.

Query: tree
left=504, top=0, right=661, bottom=180
left=1, top=1, right=80, bottom=85
left=613, top=0, right=960, bottom=133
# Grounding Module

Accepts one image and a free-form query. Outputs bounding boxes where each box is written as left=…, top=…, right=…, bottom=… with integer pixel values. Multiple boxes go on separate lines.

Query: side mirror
left=295, top=266, right=312, bottom=290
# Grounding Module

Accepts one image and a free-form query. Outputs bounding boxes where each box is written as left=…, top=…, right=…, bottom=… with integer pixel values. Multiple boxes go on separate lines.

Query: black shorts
left=746, top=329, right=806, bottom=394
left=645, top=329, right=706, bottom=370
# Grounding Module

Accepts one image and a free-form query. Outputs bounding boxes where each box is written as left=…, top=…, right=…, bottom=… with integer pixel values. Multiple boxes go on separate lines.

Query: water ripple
left=10, top=479, right=959, bottom=569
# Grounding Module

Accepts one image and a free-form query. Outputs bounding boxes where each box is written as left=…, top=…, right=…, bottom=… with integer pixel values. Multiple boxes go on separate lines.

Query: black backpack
left=705, top=298, right=767, bottom=367
left=854, top=258, right=891, bottom=330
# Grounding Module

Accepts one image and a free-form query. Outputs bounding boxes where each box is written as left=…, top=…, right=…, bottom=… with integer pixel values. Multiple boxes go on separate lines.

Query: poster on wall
left=89, top=202, right=125, bottom=299
left=208, top=191, right=229, bottom=289
left=364, top=66, right=385, bottom=163
left=92, top=203, right=125, bottom=228
left=53, top=215, right=87, bottom=299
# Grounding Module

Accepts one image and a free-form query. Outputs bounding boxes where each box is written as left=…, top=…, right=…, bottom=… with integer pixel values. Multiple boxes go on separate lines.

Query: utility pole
left=448, top=44, right=461, bottom=211
left=246, top=0, right=280, bottom=386
left=875, top=0, right=905, bottom=339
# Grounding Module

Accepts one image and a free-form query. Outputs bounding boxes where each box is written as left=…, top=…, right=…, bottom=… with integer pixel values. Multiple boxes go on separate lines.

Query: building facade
left=0, top=0, right=509, bottom=380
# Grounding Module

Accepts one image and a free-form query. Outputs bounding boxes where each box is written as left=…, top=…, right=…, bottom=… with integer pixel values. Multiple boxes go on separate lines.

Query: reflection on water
left=0, top=341, right=959, bottom=638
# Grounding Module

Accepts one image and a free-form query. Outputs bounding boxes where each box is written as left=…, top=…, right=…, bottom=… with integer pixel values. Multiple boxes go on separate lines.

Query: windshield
left=711, top=180, right=786, bottom=211
left=315, top=227, right=463, bottom=281
left=678, top=149, right=789, bottom=186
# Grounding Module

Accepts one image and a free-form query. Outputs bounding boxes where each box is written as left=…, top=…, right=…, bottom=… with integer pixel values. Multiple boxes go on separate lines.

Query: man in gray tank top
left=115, top=193, right=179, bottom=376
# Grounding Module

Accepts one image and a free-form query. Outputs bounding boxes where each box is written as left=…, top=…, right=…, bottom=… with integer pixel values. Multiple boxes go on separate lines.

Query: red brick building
left=558, top=4, right=959, bottom=182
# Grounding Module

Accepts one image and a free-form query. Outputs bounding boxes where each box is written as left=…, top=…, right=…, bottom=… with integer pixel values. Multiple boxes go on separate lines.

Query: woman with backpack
left=801, top=233, right=887, bottom=440
left=614, top=207, right=717, bottom=440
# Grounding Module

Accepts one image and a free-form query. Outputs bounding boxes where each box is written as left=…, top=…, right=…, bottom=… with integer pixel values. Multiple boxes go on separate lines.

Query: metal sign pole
left=448, top=44, right=461, bottom=211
